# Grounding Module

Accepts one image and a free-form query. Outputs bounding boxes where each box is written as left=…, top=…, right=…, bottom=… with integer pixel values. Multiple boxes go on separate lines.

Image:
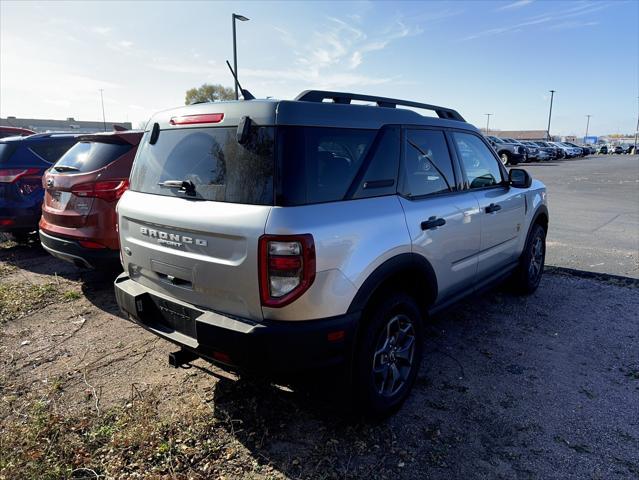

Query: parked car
left=520, top=141, right=544, bottom=161
left=533, top=141, right=562, bottom=159
left=0, top=133, right=80, bottom=241
left=39, top=130, right=143, bottom=269
left=114, top=90, right=549, bottom=416
left=0, top=126, right=37, bottom=139
left=562, top=142, right=587, bottom=156
left=610, top=145, right=623, bottom=155
left=597, top=144, right=608, bottom=154
left=550, top=142, right=579, bottom=158
left=486, top=136, right=526, bottom=165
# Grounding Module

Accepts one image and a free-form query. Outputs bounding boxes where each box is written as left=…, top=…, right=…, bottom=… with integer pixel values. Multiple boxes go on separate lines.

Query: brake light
left=0, top=219, right=15, bottom=227
left=259, top=234, right=315, bottom=307
left=71, top=179, right=129, bottom=202
left=169, top=113, right=224, bottom=125
left=0, top=168, right=40, bottom=183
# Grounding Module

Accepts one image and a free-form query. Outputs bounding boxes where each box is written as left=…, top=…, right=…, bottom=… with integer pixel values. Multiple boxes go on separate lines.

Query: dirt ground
left=1, top=237, right=638, bottom=479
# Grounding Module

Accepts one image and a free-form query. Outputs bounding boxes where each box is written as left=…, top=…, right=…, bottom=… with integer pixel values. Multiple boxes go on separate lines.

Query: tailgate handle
left=157, top=272, right=192, bottom=288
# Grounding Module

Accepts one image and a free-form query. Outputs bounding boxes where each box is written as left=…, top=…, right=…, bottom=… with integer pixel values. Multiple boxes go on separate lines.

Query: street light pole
left=485, top=113, right=492, bottom=135
left=99, top=89, right=106, bottom=132
left=546, top=90, right=555, bottom=141
left=634, top=96, right=638, bottom=154
left=584, top=115, right=591, bottom=143
left=232, top=13, right=250, bottom=100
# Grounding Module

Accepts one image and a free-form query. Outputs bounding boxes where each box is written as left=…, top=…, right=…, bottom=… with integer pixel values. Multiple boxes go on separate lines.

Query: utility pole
left=584, top=115, right=591, bottom=143
left=99, top=89, right=106, bottom=132
left=546, top=90, right=555, bottom=141
left=232, top=13, right=250, bottom=100
left=634, top=96, right=638, bottom=154
left=485, top=113, right=492, bottom=135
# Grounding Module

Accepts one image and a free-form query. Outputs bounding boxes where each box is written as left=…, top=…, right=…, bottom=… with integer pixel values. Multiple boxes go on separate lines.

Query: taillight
left=71, top=179, right=129, bottom=202
left=259, top=234, right=315, bottom=307
left=169, top=113, right=224, bottom=125
left=0, top=168, right=40, bottom=183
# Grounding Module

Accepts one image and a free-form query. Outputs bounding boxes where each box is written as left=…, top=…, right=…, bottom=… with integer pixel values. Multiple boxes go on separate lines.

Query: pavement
left=516, top=154, right=639, bottom=278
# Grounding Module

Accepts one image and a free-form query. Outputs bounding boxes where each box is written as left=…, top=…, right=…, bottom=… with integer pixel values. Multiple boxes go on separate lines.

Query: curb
left=545, top=265, right=639, bottom=288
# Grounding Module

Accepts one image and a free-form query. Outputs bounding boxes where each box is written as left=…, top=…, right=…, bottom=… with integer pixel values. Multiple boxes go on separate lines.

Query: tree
left=185, top=84, right=234, bottom=104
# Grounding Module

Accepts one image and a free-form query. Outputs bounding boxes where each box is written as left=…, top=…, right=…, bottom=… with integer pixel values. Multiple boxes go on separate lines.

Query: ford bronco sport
left=114, top=91, right=548, bottom=416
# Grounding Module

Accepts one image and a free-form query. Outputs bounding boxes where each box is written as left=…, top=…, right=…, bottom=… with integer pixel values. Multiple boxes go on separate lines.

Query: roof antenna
left=226, top=60, right=255, bottom=100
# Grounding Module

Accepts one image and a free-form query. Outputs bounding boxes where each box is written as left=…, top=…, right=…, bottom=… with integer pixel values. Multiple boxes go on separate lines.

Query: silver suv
left=114, top=91, right=548, bottom=416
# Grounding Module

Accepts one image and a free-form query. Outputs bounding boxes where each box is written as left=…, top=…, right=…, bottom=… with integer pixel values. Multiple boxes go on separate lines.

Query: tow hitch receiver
left=168, top=348, right=199, bottom=368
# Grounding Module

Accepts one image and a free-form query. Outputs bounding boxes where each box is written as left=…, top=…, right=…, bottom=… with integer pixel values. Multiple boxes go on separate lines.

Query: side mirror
left=509, top=168, right=532, bottom=188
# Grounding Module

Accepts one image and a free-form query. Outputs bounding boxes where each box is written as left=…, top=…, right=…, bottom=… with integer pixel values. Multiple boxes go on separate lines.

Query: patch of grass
left=0, top=282, right=69, bottom=322
left=0, top=390, right=279, bottom=479
left=62, top=290, right=82, bottom=301
left=0, top=262, right=17, bottom=278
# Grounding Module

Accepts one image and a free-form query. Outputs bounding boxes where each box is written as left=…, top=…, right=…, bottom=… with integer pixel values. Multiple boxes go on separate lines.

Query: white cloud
left=496, top=0, right=534, bottom=11
left=91, top=26, right=111, bottom=35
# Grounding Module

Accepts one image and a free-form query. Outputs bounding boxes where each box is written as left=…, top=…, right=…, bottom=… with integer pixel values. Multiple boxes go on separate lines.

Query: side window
left=352, top=126, right=400, bottom=199
left=452, top=132, right=503, bottom=189
left=401, top=129, right=455, bottom=197
left=30, top=140, right=77, bottom=163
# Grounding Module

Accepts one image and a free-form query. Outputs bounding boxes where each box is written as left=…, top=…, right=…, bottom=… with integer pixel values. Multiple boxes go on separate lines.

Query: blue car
left=0, top=133, right=80, bottom=241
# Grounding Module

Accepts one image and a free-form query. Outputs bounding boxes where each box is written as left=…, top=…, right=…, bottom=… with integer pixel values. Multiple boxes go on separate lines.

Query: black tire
left=499, top=152, right=511, bottom=165
left=513, top=223, right=546, bottom=294
left=353, top=292, right=423, bottom=418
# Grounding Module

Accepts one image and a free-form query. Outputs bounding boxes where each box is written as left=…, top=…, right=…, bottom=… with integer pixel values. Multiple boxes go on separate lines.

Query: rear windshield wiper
left=158, top=179, right=196, bottom=196
left=53, top=165, right=80, bottom=172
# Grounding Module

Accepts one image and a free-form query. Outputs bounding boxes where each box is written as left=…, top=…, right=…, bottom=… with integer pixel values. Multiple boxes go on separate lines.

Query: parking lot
left=1, top=155, right=638, bottom=479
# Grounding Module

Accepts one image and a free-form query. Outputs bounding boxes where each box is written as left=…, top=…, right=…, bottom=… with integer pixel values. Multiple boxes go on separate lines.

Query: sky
left=1, top=0, right=637, bottom=136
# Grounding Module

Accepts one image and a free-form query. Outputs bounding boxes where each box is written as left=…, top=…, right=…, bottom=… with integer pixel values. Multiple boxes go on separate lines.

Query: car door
left=450, top=131, right=526, bottom=278
left=398, top=128, right=481, bottom=302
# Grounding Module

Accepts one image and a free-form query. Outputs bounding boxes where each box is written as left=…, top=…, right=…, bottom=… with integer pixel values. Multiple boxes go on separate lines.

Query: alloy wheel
left=372, top=314, right=416, bottom=397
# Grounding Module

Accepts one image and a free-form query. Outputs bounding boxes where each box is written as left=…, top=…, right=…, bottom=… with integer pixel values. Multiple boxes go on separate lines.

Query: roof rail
left=25, top=132, right=84, bottom=139
left=294, top=90, right=465, bottom=122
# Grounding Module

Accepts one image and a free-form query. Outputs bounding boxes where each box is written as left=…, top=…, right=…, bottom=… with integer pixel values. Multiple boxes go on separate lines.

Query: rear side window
left=0, top=143, right=18, bottom=164
left=401, top=129, right=455, bottom=197
left=54, top=141, right=132, bottom=173
left=29, top=140, right=77, bottom=163
left=130, top=126, right=275, bottom=205
left=277, top=127, right=376, bottom=205
left=452, top=132, right=503, bottom=189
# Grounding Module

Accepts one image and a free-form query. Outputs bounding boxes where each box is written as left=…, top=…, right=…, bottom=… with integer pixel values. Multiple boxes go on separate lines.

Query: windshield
left=130, top=126, right=275, bottom=205
left=54, top=141, right=132, bottom=173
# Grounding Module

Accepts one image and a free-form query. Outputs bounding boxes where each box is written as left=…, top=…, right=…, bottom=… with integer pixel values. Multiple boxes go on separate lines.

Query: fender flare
left=347, top=253, right=438, bottom=314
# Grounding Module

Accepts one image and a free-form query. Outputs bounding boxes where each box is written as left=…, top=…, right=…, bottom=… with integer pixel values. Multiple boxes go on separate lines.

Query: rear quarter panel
left=263, top=195, right=411, bottom=321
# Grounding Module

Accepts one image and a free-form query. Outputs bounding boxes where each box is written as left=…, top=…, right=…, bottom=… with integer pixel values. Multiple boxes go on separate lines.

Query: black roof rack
left=294, top=90, right=465, bottom=122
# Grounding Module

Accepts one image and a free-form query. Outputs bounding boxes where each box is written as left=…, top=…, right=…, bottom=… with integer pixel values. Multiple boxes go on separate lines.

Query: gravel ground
left=1, top=239, right=638, bottom=479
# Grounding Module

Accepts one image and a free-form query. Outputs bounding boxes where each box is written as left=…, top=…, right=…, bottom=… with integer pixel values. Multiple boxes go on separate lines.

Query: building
left=0, top=116, right=132, bottom=133
left=480, top=129, right=551, bottom=141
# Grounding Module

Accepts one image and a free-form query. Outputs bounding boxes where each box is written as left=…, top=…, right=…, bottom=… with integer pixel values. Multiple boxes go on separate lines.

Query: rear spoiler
left=78, top=131, right=144, bottom=146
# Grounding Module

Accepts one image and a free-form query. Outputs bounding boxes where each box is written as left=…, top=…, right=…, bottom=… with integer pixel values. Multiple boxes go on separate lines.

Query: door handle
left=421, top=216, right=446, bottom=230
left=485, top=203, right=502, bottom=214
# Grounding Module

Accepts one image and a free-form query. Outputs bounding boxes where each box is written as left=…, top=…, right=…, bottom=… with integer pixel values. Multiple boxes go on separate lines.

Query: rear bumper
left=39, top=229, right=119, bottom=269
left=0, top=212, right=40, bottom=233
left=114, top=273, right=359, bottom=373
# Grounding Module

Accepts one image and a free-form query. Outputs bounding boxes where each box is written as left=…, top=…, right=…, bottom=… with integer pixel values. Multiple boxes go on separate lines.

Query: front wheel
left=513, top=224, right=546, bottom=294
left=353, top=292, right=423, bottom=418
left=499, top=152, right=510, bottom=165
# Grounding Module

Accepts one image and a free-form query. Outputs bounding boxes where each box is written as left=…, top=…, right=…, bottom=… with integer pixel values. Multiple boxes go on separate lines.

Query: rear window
left=0, top=143, right=18, bottom=164
left=29, top=140, right=77, bottom=163
left=277, top=127, right=377, bottom=205
left=130, top=127, right=275, bottom=205
left=54, top=141, right=133, bottom=173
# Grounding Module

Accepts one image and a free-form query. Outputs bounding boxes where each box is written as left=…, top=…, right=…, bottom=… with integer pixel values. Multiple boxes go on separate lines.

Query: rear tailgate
left=42, top=171, right=97, bottom=227
left=119, top=192, right=270, bottom=320
left=120, top=114, right=276, bottom=321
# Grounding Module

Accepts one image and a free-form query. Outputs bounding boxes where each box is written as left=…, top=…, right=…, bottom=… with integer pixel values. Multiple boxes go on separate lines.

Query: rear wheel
left=513, top=224, right=546, bottom=294
left=353, top=292, right=423, bottom=418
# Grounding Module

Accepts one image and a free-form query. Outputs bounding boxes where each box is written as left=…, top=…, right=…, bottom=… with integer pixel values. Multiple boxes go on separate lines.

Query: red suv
left=39, top=130, right=143, bottom=269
